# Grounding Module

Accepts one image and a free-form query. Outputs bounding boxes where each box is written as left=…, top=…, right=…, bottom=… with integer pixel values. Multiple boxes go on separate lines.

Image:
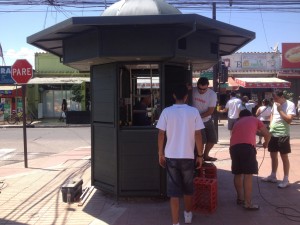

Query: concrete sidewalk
left=1, top=137, right=300, bottom=225
left=0, top=118, right=90, bottom=128
left=1, top=117, right=300, bottom=128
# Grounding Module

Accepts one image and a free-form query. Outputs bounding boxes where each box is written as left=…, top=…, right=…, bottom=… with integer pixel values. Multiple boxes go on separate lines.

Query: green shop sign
left=219, top=83, right=229, bottom=88
left=200, top=71, right=213, bottom=80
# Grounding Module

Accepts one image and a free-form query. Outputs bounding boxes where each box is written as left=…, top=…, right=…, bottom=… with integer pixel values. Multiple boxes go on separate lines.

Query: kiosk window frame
left=118, top=63, right=161, bottom=128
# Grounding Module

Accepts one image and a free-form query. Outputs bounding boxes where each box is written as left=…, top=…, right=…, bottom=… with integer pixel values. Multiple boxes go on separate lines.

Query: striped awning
left=234, top=77, right=291, bottom=88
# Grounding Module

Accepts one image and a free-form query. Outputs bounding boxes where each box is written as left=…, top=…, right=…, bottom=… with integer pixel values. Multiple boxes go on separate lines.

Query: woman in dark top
left=59, top=99, right=68, bottom=122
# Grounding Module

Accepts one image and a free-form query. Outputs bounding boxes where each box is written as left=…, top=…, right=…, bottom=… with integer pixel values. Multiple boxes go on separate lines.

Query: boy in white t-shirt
left=157, top=84, right=204, bottom=225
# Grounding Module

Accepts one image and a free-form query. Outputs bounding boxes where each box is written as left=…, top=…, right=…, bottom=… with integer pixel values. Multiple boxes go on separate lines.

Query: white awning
left=234, top=77, right=291, bottom=88
left=0, top=85, right=22, bottom=91
left=27, top=77, right=90, bottom=84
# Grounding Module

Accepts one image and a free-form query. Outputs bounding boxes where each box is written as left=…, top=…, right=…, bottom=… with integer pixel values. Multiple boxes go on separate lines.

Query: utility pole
left=212, top=2, right=216, bottom=19
left=212, top=2, right=219, bottom=140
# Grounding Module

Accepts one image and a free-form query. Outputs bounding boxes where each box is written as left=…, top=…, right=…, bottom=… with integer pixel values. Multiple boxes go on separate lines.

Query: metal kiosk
left=27, top=1, right=255, bottom=197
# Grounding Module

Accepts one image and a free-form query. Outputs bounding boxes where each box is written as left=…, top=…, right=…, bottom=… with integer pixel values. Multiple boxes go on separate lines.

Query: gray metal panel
left=91, top=63, right=118, bottom=194
left=64, top=29, right=99, bottom=62
left=181, top=33, right=218, bottom=59
left=93, top=125, right=117, bottom=194
left=92, top=64, right=116, bottom=123
left=101, top=27, right=175, bottom=57
left=118, top=129, right=161, bottom=196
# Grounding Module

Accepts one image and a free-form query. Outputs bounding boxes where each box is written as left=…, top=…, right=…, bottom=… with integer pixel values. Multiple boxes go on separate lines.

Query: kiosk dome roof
left=101, top=0, right=181, bottom=16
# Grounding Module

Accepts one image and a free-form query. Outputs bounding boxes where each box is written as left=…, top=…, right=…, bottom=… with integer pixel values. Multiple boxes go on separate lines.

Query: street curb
left=0, top=124, right=91, bottom=128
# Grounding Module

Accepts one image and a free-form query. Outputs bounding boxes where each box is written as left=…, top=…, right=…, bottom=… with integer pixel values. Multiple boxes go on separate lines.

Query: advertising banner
left=222, top=52, right=281, bottom=71
left=0, top=66, right=14, bottom=84
left=282, top=43, right=300, bottom=69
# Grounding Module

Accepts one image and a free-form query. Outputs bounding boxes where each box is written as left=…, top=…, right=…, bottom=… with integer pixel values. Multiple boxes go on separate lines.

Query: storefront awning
left=277, top=71, right=300, bottom=79
left=27, top=77, right=90, bottom=84
left=0, top=85, right=22, bottom=91
left=234, top=77, right=291, bottom=88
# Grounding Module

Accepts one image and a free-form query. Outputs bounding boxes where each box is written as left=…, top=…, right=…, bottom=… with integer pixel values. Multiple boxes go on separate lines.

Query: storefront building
left=0, top=66, right=24, bottom=121
left=27, top=52, right=90, bottom=119
left=0, top=85, right=23, bottom=119
left=278, top=43, right=300, bottom=105
left=210, top=51, right=296, bottom=106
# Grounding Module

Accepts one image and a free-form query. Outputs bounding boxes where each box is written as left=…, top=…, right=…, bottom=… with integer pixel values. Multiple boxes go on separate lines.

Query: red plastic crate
left=192, top=177, right=217, bottom=214
left=197, top=162, right=217, bottom=179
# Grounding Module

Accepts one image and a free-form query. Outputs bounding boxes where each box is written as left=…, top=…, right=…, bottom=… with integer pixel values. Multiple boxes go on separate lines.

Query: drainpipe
left=172, top=19, right=197, bottom=105
left=174, top=19, right=197, bottom=60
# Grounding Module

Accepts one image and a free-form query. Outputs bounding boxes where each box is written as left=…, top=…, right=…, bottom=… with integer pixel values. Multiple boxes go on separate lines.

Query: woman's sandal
left=236, top=199, right=245, bottom=205
left=243, top=203, right=260, bottom=210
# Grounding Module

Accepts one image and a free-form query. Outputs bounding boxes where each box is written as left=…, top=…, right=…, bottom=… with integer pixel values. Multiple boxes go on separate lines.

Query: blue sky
left=1, top=4, right=300, bottom=68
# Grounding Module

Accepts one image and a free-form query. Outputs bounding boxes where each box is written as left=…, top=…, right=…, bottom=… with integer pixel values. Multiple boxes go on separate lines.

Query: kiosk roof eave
left=27, top=14, right=255, bottom=58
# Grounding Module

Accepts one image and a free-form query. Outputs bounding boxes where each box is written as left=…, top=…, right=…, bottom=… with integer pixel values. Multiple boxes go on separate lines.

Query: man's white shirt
left=192, top=87, right=217, bottom=122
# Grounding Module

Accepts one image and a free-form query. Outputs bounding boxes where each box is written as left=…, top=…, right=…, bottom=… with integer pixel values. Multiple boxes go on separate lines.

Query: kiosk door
left=163, top=64, right=192, bottom=107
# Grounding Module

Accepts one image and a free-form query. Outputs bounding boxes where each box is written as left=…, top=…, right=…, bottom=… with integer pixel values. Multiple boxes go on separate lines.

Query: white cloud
left=3, top=47, right=44, bottom=69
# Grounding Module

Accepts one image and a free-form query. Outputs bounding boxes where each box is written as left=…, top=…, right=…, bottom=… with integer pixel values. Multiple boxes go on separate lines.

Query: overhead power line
left=0, top=0, right=300, bottom=13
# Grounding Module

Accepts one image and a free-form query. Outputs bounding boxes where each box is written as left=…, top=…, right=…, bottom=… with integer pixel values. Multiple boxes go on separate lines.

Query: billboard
left=282, top=43, right=300, bottom=69
left=221, top=52, right=281, bottom=71
left=0, top=66, right=14, bottom=84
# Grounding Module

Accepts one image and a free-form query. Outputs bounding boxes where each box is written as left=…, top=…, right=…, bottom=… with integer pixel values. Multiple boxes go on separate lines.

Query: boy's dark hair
left=239, top=109, right=252, bottom=118
left=241, top=95, right=249, bottom=103
left=197, top=77, right=209, bottom=86
left=273, top=89, right=284, bottom=97
left=262, top=99, right=270, bottom=106
left=173, top=84, right=188, bottom=100
left=230, top=91, right=236, bottom=97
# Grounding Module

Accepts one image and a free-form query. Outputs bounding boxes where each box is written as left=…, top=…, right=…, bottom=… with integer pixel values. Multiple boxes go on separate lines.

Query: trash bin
left=61, top=179, right=83, bottom=203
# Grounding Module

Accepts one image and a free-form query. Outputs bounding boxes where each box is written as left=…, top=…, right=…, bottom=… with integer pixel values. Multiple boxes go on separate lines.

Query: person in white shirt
left=238, top=95, right=257, bottom=113
left=256, top=99, right=272, bottom=144
left=297, top=96, right=300, bottom=119
left=157, top=84, right=204, bottom=225
left=192, top=77, right=218, bottom=161
left=219, top=91, right=242, bottom=136
left=262, top=90, right=296, bottom=188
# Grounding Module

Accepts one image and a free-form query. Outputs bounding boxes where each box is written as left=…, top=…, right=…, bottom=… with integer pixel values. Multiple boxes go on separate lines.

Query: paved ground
left=0, top=119, right=300, bottom=225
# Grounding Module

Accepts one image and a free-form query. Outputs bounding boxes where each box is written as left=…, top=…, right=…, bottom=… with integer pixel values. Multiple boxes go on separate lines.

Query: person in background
left=132, top=90, right=152, bottom=126
left=0, top=101, right=4, bottom=114
left=230, top=109, right=270, bottom=210
left=157, top=84, right=204, bottom=225
left=297, top=96, right=300, bottom=119
left=218, top=91, right=242, bottom=136
left=256, top=99, right=272, bottom=144
left=238, top=95, right=257, bottom=114
left=59, top=99, right=68, bottom=122
left=262, top=90, right=296, bottom=188
left=0, top=101, right=4, bottom=122
left=192, top=77, right=218, bottom=161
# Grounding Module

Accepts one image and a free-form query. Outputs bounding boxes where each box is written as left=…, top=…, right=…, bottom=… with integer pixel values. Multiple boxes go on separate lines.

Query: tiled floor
left=0, top=129, right=299, bottom=225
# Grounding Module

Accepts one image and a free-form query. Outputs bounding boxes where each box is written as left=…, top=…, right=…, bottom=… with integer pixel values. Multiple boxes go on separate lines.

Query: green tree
left=70, top=84, right=84, bottom=103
